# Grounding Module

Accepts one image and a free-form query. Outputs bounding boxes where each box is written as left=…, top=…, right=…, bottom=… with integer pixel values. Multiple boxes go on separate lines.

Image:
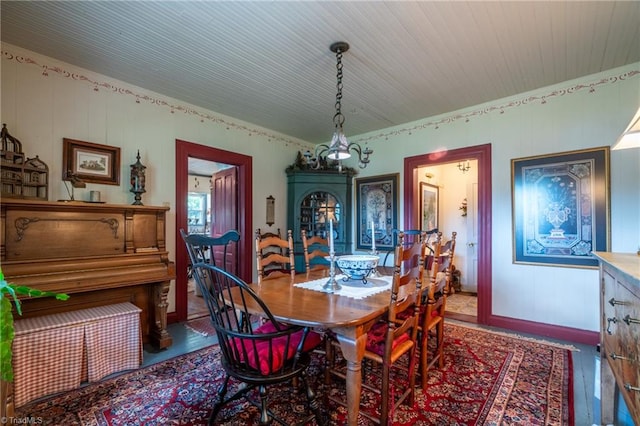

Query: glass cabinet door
left=287, top=170, right=354, bottom=270
left=300, top=191, right=341, bottom=241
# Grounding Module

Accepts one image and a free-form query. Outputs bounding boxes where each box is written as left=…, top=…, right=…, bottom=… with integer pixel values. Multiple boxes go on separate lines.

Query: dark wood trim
left=175, top=140, right=253, bottom=322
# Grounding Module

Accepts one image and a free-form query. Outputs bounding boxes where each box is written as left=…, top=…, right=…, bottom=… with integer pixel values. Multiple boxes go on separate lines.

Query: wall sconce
left=458, top=160, right=471, bottom=173
left=266, top=195, right=275, bottom=226
left=61, top=170, right=86, bottom=201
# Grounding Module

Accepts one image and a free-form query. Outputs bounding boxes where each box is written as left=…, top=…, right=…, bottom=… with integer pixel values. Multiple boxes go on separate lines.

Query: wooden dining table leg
left=336, top=330, right=367, bottom=426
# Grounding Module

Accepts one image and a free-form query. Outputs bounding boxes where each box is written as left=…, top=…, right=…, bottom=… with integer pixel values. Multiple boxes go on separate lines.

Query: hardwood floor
left=187, top=278, right=209, bottom=319
left=144, top=319, right=600, bottom=425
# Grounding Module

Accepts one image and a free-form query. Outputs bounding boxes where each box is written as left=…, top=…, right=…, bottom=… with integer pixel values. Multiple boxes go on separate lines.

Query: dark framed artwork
left=355, top=173, right=399, bottom=250
left=511, top=147, right=610, bottom=268
left=63, top=138, right=121, bottom=185
left=420, top=182, right=439, bottom=232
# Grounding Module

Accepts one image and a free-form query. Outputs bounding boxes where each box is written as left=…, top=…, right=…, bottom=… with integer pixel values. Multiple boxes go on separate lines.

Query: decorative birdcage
left=1, top=124, right=48, bottom=200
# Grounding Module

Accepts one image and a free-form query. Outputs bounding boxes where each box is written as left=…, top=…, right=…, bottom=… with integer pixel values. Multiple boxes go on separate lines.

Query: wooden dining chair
left=325, top=231, right=425, bottom=425
left=382, top=228, right=435, bottom=267
left=439, top=232, right=458, bottom=294
left=189, top=262, right=326, bottom=425
left=256, top=227, right=281, bottom=239
left=255, top=229, right=295, bottom=283
left=301, top=229, right=330, bottom=271
left=415, top=230, right=456, bottom=390
left=180, top=228, right=241, bottom=273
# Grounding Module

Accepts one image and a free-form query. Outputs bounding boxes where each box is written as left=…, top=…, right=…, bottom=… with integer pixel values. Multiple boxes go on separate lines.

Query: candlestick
left=371, top=220, right=376, bottom=252
left=323, top=219, right=341, bottom=292
left=369, top=220, right=381, bottom=278
left=329, top=219, right=334, bottom=252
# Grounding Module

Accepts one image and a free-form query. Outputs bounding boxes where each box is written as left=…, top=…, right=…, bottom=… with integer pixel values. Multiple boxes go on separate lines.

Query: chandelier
left=305, top=41, right=373, bottom=172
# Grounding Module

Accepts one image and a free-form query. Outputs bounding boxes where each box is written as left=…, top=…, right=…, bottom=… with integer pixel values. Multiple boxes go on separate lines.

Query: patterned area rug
left=184, top=316, right=215, bottom=336
left=15, top=323, right=574, bottom=425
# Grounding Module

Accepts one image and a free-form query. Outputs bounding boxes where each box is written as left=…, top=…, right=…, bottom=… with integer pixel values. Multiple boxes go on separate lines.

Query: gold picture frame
left=511, top=146, right=610, bottom=268
left=419, top=182, right=439, bottom=232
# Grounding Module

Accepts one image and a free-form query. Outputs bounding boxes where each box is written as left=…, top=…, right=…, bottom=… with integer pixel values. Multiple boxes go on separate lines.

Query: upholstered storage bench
left=12, top=302, right=142, bottom=407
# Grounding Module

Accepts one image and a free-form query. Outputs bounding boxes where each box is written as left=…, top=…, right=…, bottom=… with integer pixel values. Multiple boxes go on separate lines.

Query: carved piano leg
left=1, top=379, right=15, bottom=419
left=150, top=280, right=173, bottom=349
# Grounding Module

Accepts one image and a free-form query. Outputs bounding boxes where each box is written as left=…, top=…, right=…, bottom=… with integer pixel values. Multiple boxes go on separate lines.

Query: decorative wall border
left=2, top=48, right=638, bottom=146
left=1, top=49, right=310, bottom=151
left=353, top=68, right=639, bottom=144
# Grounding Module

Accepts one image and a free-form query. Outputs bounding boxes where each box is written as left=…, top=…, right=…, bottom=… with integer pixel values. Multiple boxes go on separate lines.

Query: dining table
left=228, top=267, right=393, bottom=426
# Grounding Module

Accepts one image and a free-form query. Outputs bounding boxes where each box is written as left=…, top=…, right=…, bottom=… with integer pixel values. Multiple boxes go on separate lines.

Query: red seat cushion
left=233, top=322, right=322, bottom=375
left=398, top=303, right=442, bottom=325
left=365, top=321, right=410, bottom=356
left=396, top=306, right=413, bottom=321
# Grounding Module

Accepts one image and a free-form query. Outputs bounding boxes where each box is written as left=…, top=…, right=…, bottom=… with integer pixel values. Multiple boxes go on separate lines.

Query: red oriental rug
left=15, top=323, right=574, bottom=425
left=184, top=316, right=216, bottom=337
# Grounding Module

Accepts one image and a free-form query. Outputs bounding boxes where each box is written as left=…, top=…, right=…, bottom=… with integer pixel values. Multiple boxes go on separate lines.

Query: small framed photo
left=420, top=182, right=439, bottom=232
left=63, top=138, right=121, bottom=185
left=511, top=147, right=610, bottom=268
left=355, top=173, right=399, bottom=250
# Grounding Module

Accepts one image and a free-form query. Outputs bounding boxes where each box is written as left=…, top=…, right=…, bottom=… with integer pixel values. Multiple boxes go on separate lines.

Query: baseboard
left=488, top=314, right=599, bottom=345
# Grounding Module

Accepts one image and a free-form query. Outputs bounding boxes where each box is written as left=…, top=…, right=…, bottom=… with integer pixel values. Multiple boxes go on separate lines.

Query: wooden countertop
left=593, top=251, right=640, bottom=283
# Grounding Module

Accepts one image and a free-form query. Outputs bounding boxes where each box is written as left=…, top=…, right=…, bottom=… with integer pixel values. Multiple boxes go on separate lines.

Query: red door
left=211, top=166, right=238, bottom=274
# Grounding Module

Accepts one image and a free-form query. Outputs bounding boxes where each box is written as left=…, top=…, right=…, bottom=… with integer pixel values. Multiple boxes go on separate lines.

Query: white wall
left=1, top=43, right=312, bottom=312
left=345, top=63, right=640, bottom=332
left=3, top=42, right=638, bottom=332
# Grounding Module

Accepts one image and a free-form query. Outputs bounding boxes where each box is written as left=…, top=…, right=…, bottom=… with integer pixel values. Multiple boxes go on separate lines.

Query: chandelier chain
left=334, top=48, right=345, bottom=127
left=303, top=40, right=373, bottom=172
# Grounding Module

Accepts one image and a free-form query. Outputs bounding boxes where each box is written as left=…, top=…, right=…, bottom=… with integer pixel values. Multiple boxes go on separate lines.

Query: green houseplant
left=0, top=268, right=68, bottom=416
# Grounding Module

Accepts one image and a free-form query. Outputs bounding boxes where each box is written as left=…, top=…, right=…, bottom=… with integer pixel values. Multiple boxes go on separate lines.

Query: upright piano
left=1, top=198, right=175, bottom=349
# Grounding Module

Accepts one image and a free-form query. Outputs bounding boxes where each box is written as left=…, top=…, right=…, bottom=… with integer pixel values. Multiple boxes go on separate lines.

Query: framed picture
left=511, top=147, right=610, bottom=268
left=63, top=138, right=121, bottom=185
left=355, top=173, right=399, bottom=250
left=420, top=182, right=439, bottom=232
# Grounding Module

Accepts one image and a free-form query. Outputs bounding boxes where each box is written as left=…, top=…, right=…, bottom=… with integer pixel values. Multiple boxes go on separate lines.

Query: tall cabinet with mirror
left=287, top=170, right=354, bottom=271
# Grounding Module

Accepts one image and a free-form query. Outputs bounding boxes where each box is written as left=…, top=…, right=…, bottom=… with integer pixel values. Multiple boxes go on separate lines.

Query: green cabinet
left=287, top=170, right=354, bottom=271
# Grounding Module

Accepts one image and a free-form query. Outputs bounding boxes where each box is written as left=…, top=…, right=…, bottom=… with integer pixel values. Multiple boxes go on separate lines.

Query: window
left=187, top=192, right=208, bottom=234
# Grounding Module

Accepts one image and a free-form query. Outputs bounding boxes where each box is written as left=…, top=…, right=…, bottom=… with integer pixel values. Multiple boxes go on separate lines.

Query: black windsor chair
left=189, top=262, right=326, bottom=425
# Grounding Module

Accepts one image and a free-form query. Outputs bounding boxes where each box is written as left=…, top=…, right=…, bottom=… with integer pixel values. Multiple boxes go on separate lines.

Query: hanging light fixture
left=305, top=41, right=373, bottom=172
left=612, top=107, right=640, bottom=150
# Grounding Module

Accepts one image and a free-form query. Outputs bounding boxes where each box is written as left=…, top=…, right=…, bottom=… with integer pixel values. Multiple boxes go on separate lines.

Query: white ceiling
left=2, top=1, right=639, bottom=148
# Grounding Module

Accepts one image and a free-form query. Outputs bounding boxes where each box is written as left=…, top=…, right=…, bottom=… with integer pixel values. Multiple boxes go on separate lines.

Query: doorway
left=174, top=140, right=253, bottom=323
left=404, top=144, right=492, bottom=325
left=419, top=161, right=478, bottom=322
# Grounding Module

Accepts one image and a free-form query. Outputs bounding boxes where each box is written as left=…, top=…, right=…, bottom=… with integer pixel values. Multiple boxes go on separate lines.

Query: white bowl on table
left=335, top=255, right=379, bottom=283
